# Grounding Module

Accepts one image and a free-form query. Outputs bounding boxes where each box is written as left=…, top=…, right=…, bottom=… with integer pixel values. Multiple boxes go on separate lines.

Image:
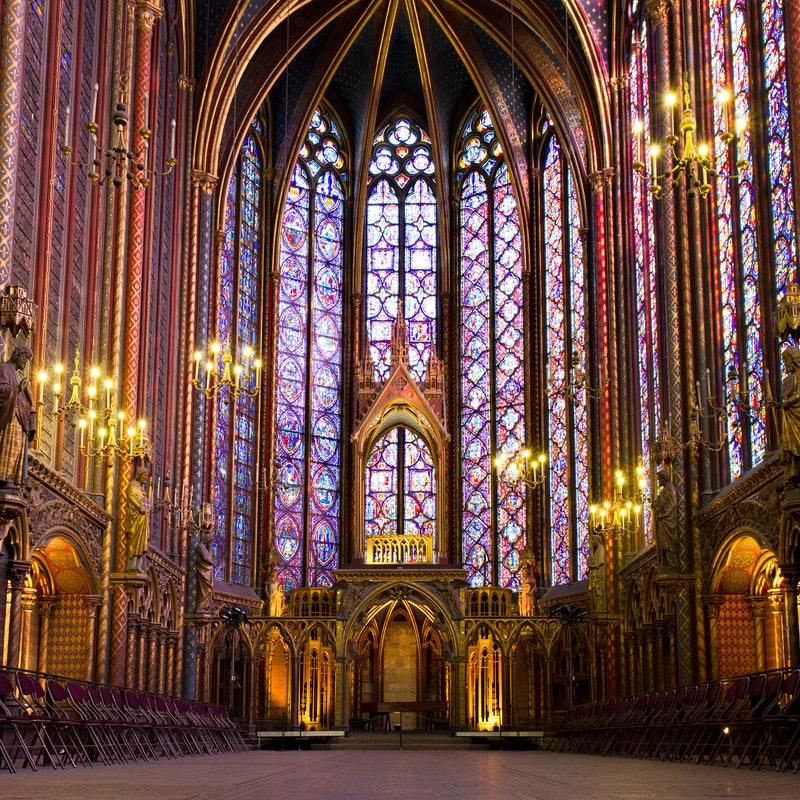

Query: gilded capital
left=191, top=171, right=218, bottom=196
left=178, top=75, right=196, bottom=92
left=644, top=0, right=673, bottom=26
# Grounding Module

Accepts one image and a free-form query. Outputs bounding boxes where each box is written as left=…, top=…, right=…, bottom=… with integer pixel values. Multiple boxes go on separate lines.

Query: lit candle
left=63, top=106, right=71, bottom=150
left=705, top=368, right=711, bottom=402
left=665, top=90, right=678, bottom=136
left=193, top=350, right=202, bottom=382
left=255, top=357, right=262, bottom=388
left=79, top=419, right=86, bottom=448
left=128, top=427, right=135, bottom=456
left=37, top=371, right=46, bottom=406
left=650, top=144, right=660, bottom=180
left=90, top=82, right=99, bottom=125
left=633, top=119, right=643, bottom=163
left=205, top=361, right=214, bottom=391
left=99, top=428, right=106, bottom=451
left=138, top=419, right=145, bottom=450
left=169, top=119, right=176, bottom=160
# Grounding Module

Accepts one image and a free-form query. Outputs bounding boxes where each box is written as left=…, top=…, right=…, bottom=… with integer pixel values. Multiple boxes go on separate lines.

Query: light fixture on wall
left=632, top=79, right=746, bottom=199
left=37, top=349, right=151, bottom=462
left=495, top=447, right=548, bottom=489
left=589, top=461, right=647, bottom=542
left=190, top=341, right=262, bottom=401
left=61, top=78, right=176, bottom=189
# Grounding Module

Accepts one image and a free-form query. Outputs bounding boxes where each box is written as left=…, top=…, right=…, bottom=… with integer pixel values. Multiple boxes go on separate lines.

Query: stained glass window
left=543, top=127, right=588, bottom=584
left=629, top=21, right=658, bottom=542
left=273, top=108, right=346, bottom=588
left=705, top=0, right=797, bottom=478
left=458, top=107, right=526, bottom=589
left=212, top=120, right=263, bottom=584
left=366, top=117, right=437, bottom=384
left=362, top=117, right=437, bottom=562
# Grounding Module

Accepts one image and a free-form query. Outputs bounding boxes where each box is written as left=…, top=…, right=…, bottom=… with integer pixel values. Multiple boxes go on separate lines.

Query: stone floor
left=1, top=749, right=799, bottom=799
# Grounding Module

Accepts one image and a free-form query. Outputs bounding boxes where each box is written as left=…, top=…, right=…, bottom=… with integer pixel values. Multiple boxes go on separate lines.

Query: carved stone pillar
left=83, top=595, right=101, bottom=683
left=137, top=620, right=148, bottom=691
left=768, top=589, right=787, bottom=668
left=125, top=612, right=141, bottom=687
left=165, top=631, right=177, bottom=696
left=654, top=621, right=666, bottom=691
left=643, top=627, right=656, bottom=693
left=703, top=595, right=722, bottom=680
left=291, top=656, right=301, bottom=729
left=36, top=595, right=56, bottom=674
left=19, top=588, right=37, bottom=671
left=453, top=655, right=467, bottom=729
left=157, top=628, right=168, bottom=695
left=147, top=623, right=159, bottom=693
left=334, top=655, right=347, bottom=729
left=748, top=596, right=767, bottom=672
left=6, top=560, right=30, bottom=669
left=182, top=171, right=219, bottom=701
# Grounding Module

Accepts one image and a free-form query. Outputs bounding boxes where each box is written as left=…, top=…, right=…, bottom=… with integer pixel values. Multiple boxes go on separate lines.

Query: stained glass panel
left=273, top=108, right=346, bottom=588
left=544, top=136, right=570, bottom=585
left=460, top=169, right=491, bottom=587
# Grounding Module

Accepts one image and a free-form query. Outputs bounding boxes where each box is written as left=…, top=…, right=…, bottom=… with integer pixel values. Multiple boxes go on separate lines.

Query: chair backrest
left=15, top=671, right=45, bottom=699
left=0, top=671, right=16, bottom=700
left=66, top=682, right=88, bottom=703
left=46, top=679, right=69, bottom=703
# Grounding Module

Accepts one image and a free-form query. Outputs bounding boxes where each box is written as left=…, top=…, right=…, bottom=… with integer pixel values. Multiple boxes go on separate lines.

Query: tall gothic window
left=213, top=119, right=264, bottom=584
left=273, top=108, right=346, bottom=589
left=542, top=128, right=588, bottom=584
left=458, top=107, right=526, bottom=589
left=366, top=117, right=437, bottom=383
left=629, top=19, right=658, bottom=543
left=709, top=0, right=797, bottom=478
left=363, top=117, right=437, bottom=547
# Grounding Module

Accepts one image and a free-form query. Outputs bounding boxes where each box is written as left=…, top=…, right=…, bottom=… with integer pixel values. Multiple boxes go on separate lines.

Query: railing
left=365, top=535, right=433, bottom=565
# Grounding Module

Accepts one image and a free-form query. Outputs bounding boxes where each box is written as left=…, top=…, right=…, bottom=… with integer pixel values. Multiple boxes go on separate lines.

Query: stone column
left=291, top=656, right=302, bottom=729
left=703, top=595, right=722, bottom=680
left=334, top=655, right=347, bottom=729
left=84, top=595, right=102, bottom=683
left=748, top=596, right=767, bottom=672
left=19, top=588, right=37, bottom=671
left=453, top=655, right=467, bottom=729
left=6, top=560, right=30, bottom=669
left=181, top=171, right=218, bottom=700
left=125, top=612, right=140, bottom=687
left=654, top=621, right=666, bottom=691
left=36, top=596, right=56, bottom=674
left=147, top=623, right=159, bottom=693
left=157, top=628, right=167, bottom=695
left=643, top=627, right=656, bottom=693
left=768, top=589, right=787, bottom=668
left=165, top=631, right=178, bottom=696
left=137, top=620, right=148, bottom=691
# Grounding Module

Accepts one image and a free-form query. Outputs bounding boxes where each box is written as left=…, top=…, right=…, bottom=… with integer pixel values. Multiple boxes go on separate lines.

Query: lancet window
left=542, top=128, right=589, bottom=584
left=458, top=107, right=526, bottom=589
left=272, top=108, right=346, bottom=588
left=213, top=119, right=264, bottom=584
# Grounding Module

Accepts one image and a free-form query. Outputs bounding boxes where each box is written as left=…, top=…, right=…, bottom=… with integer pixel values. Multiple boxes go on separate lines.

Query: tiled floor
left=1, top=750, right=798, bottom=800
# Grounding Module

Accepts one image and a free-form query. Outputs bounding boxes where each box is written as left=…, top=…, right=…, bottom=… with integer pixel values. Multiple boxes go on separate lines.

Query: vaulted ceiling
left=194, top=0, right=616, bottom=205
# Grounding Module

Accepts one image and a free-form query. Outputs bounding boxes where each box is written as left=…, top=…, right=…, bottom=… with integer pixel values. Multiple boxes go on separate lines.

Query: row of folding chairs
left=549, top=668, right=800, bottom=770
left=0, top=669, right=247, bottom=772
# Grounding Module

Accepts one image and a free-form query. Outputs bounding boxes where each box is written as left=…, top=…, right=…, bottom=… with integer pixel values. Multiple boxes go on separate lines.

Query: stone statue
left=588, top=528, right=606, bottom=612
left=517, top=560, right=535, bottom=617
left=125, top=467, right=150, bottom=572
left=264, top=540, right=285, bottom=617
left=778, top=345, right=800, bottom=485
left=196, top=530, right=214, bottom=613
left=0, top=344, right=35, bottom=491
left=653, top=469, right=679, bottom=570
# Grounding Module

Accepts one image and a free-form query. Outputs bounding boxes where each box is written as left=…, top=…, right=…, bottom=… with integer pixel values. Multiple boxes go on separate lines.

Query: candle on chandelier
left=63, top=106, right=71, bottom=150
left=90, top=83, right=99, bottom=125
left=169, top=119, right=176, bottom=160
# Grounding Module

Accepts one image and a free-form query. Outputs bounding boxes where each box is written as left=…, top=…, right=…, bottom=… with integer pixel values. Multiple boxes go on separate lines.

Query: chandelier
left=589, top=462, right=647, bottom=538
left=37, top=350, right=151, bottom=462
left=191, top=341, right=262, bottom=401
left=633, top=80, right=746, bottom=199
left=61, top=81, right=176, bottom=190
left=495, top=447, right=548, bottom=489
